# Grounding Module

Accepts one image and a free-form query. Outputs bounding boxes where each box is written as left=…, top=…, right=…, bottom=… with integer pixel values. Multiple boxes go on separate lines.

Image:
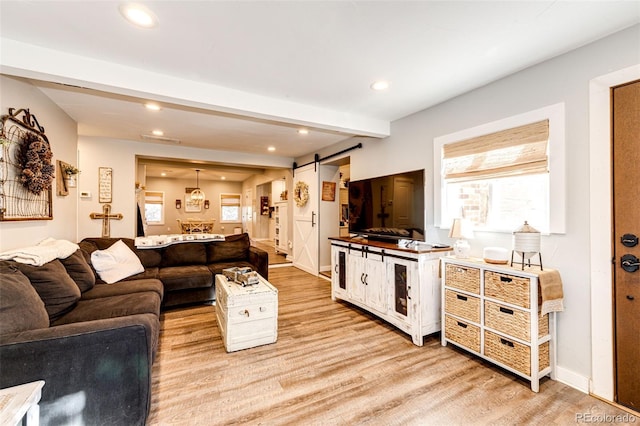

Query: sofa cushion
left=81, top=278, right=164, bottom=301
left=0, top=261, right=49, bottom=334
left=161, top=243, right=206, bottom=267
left=15, top=259, right=81, bottom=322
left=158, top=265, right=213, bottom=292
left=90, top=240, right=145, bottom=284
left=207, top=233, right=250, bottom=263
left=60, top=249, right=96, bottom=292
left=51, top=292, right=161, bottom=326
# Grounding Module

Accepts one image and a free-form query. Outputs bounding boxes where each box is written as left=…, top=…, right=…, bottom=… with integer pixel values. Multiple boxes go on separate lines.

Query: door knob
left=621, top=254, right=640, bottom=273
left=621, top=234, right=639, bottom=247
left=627, top=295, right=635, bottom=301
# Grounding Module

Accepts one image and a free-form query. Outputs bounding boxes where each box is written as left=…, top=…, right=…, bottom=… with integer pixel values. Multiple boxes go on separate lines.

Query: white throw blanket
left=0, top=238, right=79, bottom=266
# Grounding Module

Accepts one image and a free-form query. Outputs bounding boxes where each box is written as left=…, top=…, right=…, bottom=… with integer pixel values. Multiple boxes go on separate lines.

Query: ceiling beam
left=0, top=38, right=390, bottom=138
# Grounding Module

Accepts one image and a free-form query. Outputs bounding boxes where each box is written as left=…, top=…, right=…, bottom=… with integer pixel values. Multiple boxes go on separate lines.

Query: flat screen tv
left=348, top=169, right=425, bottom=242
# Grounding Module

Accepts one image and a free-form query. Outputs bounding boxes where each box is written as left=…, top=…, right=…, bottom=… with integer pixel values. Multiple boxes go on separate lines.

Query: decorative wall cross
left=89, top=204, right=123, bottom=237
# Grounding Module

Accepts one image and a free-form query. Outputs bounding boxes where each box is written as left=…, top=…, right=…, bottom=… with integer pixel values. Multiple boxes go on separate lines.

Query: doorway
left=589, top=64, right=640, bottom=404
left=612, top=80, right=640, bottom=412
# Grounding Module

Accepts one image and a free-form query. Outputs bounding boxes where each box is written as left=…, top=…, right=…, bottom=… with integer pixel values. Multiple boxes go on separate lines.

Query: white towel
left=0, top=238, right=79, bottom=266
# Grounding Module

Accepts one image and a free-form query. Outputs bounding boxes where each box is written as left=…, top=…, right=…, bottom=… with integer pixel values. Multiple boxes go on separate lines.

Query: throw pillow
left=60, top=249, right=96, bottom=292
left=15, top=259, right=81, bottom=322
left=90, top=239, right=144, bottom=284
left=0, top=261, right=49, bottom=334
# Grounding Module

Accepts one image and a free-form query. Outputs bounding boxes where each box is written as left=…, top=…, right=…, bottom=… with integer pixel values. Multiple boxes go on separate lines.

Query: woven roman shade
left=443, top=120, right=549, bottom=182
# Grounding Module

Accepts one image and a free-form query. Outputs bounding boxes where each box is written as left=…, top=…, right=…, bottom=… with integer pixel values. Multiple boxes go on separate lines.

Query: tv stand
left=329, top=236, right=451, bottom=346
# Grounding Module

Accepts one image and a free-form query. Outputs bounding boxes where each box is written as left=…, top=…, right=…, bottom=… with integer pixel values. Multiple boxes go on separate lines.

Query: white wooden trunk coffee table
left=0, top=380, right=45, bottom=426
left=215, top=273, right=278, bottom=352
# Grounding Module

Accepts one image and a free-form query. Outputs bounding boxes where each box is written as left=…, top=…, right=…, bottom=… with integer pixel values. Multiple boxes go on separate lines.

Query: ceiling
left=1, top=1, right=638, bottom=180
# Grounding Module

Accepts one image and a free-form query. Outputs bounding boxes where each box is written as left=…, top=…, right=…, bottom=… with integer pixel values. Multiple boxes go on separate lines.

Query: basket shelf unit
left=440, top=256, right=557, bottom=392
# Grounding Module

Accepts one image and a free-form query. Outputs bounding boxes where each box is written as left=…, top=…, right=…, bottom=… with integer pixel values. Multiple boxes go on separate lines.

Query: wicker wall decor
left=0, top=108, right=54, bottom=221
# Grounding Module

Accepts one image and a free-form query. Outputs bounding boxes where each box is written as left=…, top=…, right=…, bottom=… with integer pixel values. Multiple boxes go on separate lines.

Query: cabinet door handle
left=407, top=286, right=411, bottom=300
left=456, top=294, right=468, bottom=301
left=499, top=307, right=514, bottom=315
left=364, top=273, right=368, bottom=285
left=361, top=273, right=365, bottom=284
left=335, top=263, right=339, bottom=273
left=500, top=338, right=515, bottom=347
left=240, top=309, right=250, bottom=317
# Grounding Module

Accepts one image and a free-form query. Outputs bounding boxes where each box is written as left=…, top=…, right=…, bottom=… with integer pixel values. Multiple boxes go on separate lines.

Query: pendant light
left=190, top=169, right=205, bottom=205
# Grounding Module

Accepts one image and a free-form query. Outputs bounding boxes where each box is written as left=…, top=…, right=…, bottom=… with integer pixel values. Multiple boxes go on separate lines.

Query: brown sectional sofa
left=0, top=232, right=268, bottom=425
left=78, top=232, right=269, bottom=308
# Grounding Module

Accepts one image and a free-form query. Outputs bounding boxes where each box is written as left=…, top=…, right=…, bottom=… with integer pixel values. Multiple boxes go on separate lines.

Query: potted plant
left=62, top=163, right=81, bottom=188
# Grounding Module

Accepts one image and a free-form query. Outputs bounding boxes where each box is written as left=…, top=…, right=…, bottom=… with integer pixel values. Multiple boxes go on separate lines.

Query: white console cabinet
left=330, top=237, right=450, bottom=346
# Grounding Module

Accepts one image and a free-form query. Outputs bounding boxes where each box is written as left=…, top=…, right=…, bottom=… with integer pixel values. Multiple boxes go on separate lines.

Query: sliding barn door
left=292, top=164, right=319, bottom=275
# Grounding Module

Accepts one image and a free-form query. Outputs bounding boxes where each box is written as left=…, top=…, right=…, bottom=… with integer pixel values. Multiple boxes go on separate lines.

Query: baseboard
left=555, top=366, right=590, bottom=393
left=268, top=263, right=293, bottom=269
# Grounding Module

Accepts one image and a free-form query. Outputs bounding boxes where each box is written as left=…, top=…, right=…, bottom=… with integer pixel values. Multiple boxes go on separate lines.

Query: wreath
left=294, top=181, right=309, bottom=207
left=17, top=132, right=55, bottom=195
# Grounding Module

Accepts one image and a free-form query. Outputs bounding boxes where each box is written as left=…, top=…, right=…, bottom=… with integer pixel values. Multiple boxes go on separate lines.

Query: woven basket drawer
left=484, top=271, right=530, bottom=308
left=445, top=315, right=480, bottom=353
left=445, top=289, right=480, bottom=323
left=445, top=264, right=480, bottom=294
left=484, top=300, right=530, bottom=341
left=484, top=331, right=550, bottom=376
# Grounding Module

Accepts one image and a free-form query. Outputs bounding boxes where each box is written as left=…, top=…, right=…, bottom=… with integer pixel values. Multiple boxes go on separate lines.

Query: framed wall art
left=322, top=181, right=336, bottom=201
left=98, top=167, right=113, bottom=203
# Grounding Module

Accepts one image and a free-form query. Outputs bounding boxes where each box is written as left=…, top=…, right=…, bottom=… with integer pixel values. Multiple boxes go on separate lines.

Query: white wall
left=0, top=75, right=78, bottom=251
left=78, top=136, right=292, bottom=240
left=341, top=24, right=640, bottom=388
left=145, top=176, right=242, bottom=235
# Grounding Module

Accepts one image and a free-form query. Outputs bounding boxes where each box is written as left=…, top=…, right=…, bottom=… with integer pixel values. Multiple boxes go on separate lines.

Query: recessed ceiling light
left=370, top=80, right=390, bottom=91
left=298, top=129, right=309, bottom=135
left=119, top=3, right=158, bottom=28
left=152, top=129, right=164, bottom=136
left=145, top=102, right=161, bottom=111
left=268, top=146, right=276, bottom=152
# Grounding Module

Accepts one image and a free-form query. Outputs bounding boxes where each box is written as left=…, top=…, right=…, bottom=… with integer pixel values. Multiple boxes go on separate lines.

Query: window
left=220, top=193, right=241, bottom=223
left=144, top=191, right=164, bottom=225
left=434, top=103, right=565, bottom=234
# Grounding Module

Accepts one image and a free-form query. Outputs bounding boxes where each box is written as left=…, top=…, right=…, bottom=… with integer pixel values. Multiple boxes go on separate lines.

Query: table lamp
left=449, top=218, right=474, bottom=258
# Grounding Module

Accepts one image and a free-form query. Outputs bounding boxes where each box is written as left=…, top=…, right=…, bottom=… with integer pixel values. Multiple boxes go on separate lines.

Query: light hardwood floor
left=149, top=267, right=635, bottom=425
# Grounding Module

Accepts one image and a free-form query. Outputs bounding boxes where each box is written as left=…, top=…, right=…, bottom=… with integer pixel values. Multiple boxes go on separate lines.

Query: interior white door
left=293, top=164, right=319, bottom=275
left=243, top=188, right=253, bottom=237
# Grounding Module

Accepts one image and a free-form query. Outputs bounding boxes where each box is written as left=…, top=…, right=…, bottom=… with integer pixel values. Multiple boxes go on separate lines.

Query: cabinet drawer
left=445, top=289, right=480, bottom=323
left=445, top=264, right=480, bottom=294
left=445, top=315, right=480, bottom=353
left=484, top=300, right=549, bottom=341
left=484, top=271, right=530, bottom=308
left=484, top=331, right=550, bottom=376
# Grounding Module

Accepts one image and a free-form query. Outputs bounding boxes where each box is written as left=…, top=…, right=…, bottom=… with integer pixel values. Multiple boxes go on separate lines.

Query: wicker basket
left=484, top=330, right=550, bottom=376
left=484, top=271, right=530, bottom=308
left=445, top=264, right=480, bottom=294
left=484, top=301, right=549, bottom=341
left=445, top=315, right=480, bottom=353
left=445, top=289, right=480, bottom=323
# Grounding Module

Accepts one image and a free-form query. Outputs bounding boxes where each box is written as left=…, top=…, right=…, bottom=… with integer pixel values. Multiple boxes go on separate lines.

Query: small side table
left=0, top=381, right=45, bottom=426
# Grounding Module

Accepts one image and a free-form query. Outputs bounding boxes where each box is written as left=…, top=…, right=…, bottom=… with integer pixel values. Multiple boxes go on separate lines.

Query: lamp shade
left=448, top=218, right=474, bottom=240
